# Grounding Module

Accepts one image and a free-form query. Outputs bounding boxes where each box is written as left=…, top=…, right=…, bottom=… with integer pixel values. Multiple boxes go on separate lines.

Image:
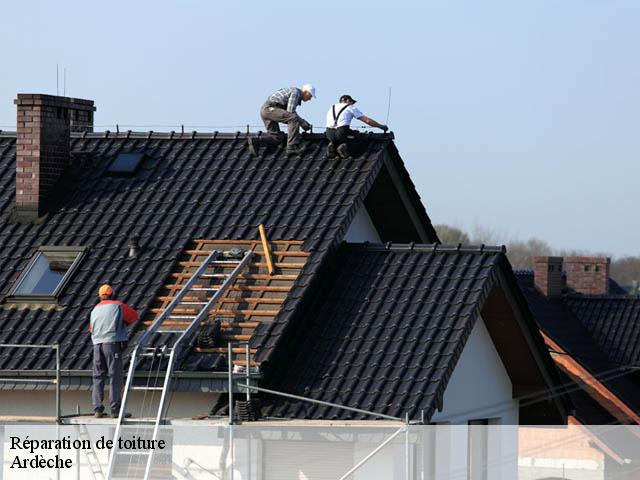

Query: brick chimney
left=14, top=94, right=95, bottom=221
left=534, top=256, right=564, bottom=297
left=564, top=256, right=610, bottom=296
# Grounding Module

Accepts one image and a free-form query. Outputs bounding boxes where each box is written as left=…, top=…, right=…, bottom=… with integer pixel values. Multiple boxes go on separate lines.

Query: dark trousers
left=92, top=342, right=124, bottom=413
left=259, top=102, right=301, bottom=148
left=326, top=126, right=368, bottom=157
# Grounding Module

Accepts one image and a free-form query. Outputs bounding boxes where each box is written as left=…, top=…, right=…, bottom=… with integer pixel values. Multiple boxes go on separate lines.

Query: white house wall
left=0, top=390, right=217, bottom=420
left=344, top=206, right=381, bottom=242
left=431, top=315, right=518, bottom=425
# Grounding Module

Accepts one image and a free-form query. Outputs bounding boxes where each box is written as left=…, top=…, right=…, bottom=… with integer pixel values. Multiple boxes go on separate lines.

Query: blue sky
left=1, top=1, right=638, bottom=257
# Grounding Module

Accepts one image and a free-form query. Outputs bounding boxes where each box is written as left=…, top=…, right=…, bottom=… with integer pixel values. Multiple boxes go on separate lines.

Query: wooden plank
left=142, top=320, right=261, bottom=329
left=177, top=261, right=306, bottom=269
left=258, top=224, right=275, bottom=275
left=194, top=239, right=304, bottom=245
left=220, top=334, right=252, bottom=341
left=220, top=321, right=259, bottom=328
left=158, top=296, right=284, bottom=304
left=209, top=309, right=277, bottom=317
left=185, top=250, right=310, bottom=257
left=194, top=347, right=258, bottom=354
left=232, top=359, right=260, bottom=367
left=170, top=273, right=298, bottom=281
left=218, top=298, right=284, bottom=305
left=163, top=284, right=292, bottom=292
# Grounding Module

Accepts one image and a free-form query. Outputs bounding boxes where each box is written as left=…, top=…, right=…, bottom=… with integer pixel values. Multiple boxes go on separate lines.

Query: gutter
left=0, top=370, right=260, bottom=393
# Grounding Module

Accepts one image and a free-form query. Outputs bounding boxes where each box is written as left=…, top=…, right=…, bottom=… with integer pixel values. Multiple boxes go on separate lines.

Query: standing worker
left=90, top=284, right=137, bottom=418
left=325, top=94, right=388, bottom=159
left=248, top=84, right=316, bottom=157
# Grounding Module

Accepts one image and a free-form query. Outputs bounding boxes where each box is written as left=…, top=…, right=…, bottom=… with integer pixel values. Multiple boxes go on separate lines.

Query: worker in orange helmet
left=89, top=284, right=137, bottom=418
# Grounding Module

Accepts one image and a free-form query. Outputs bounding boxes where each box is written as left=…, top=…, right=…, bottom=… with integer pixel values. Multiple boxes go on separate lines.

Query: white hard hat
left=302, top=84, right=316, bottom=98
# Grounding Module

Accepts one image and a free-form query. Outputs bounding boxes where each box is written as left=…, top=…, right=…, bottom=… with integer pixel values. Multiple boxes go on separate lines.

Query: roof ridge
left=0, top=131, right=395, bottom=140
left=344, top=241, right=506, bottom=254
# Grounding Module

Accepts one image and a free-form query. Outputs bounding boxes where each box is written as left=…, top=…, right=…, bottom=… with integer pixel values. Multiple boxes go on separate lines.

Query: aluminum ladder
left=106, top=248, right=254, bottom=480
left=78, top=423, right=105, bottom=480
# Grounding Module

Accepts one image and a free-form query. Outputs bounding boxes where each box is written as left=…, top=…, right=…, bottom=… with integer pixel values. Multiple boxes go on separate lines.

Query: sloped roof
left=515, top=272, right=640, bottom=418
left=565, top=296, right=640, bottom=367
left=263, top=243, right=565, bottom=422
left=0, top=131, right=436, bottom=372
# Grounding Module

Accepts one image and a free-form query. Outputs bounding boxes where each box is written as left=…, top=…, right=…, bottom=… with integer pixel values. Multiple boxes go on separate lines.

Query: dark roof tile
left=0, top=132, right=436, bottom=372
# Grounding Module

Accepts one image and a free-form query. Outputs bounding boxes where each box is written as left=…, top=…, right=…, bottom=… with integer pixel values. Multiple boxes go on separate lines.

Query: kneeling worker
left=90, top=284, right=138, bottom=418
left=325, top=94, right=388, bottom=159
left=248, top=84, right=316, bottom=157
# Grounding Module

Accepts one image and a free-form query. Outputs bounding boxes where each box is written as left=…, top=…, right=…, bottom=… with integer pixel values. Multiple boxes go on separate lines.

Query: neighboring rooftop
left=515, top=268, right=640, bottom=420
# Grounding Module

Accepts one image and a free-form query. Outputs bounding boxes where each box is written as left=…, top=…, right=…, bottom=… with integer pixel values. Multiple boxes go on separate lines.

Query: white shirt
left=325, top=103, right=364, bottom=128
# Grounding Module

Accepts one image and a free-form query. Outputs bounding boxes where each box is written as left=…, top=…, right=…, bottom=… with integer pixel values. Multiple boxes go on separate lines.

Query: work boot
left=286, top=144, right=306, bottom=157
left=247, top=137, right=260, bottom=157
left=337, top=144, right=350, bottom=159
left=94, top=408, right=105, bottom=419
left=326, top=143, right=336, bottom=158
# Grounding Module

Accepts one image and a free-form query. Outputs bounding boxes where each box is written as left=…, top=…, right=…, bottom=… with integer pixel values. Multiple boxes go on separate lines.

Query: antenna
left=56, top=64, right=59, bottom=95
left=63, top=68, right=66, bottom=96
left=385, top=87, right=392, bottom=125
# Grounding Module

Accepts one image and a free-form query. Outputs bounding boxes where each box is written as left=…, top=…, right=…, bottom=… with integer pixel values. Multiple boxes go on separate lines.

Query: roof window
left=106, top=152, right=145, bottom=176
left=9, top=247, right=85, bottom=300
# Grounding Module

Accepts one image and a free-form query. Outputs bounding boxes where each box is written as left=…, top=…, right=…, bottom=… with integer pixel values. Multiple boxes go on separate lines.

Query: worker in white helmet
left=248, top=84, right=316, bottom=157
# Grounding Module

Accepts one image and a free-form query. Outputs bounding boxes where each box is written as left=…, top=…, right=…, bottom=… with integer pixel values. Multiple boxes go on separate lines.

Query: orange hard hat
left=98, top=284, right=113, bottom=296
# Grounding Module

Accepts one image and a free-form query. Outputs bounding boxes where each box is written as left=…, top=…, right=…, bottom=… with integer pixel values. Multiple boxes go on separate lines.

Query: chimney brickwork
left=564, top=256, right=610, bottom=296
left=534, top=256, right=564, bottom=297
left=14, top=94, right=95, bottom=220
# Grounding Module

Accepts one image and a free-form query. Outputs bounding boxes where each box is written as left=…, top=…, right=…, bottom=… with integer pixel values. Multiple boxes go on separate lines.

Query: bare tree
left=432, top=224, right=639, bottom=291
left=434, top=224, right=471, bottom=245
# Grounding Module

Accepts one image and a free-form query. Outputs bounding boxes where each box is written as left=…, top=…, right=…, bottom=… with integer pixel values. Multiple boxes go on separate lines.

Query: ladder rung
left=131, top=386, right=163, bottom=391
left=157, top=329, right=185, bottom=334
left=180, top=301, right=208, bottom=305
left=168, top=315, right=196, bottom=319
left=116, top=451, right=151, bottom=456
left=190, top=287, right=220, bottom=291
left=201, top=273, right=230, bottom=278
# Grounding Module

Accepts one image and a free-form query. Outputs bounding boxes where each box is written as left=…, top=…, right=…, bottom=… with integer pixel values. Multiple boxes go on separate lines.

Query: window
left=584, top=265, right=591, bottom=272
left=10, top=247, right=85, bottom=299
left=107, top=152, right=145, bottom=176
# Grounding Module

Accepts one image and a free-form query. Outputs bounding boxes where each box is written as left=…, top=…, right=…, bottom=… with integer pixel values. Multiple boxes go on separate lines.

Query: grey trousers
left=92, top=342, right=124, bottom=413
left=260, top=102, right=301, bottom=148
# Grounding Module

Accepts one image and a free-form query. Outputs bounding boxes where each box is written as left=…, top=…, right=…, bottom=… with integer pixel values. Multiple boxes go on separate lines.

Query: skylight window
left=107, top=152, right=145, bottom=176
left=11, top=247, right=85, bottom=298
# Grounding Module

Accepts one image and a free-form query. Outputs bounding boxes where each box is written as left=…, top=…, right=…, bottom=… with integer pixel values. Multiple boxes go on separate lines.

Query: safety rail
left=0, top=343, right=61, bottom=423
